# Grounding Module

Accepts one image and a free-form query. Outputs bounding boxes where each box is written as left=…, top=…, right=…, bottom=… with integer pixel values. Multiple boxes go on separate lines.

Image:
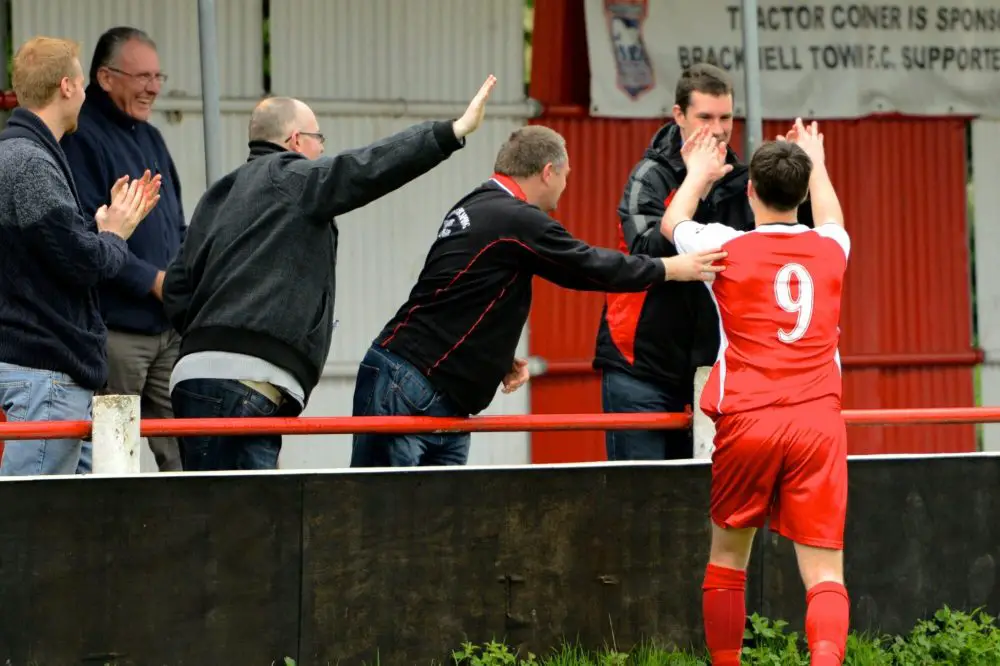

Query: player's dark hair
left=749, top=141, right=813, bottom=213
left=494, top=125, right=568, bottom=178
left=674, top=63, right=733, bottom=113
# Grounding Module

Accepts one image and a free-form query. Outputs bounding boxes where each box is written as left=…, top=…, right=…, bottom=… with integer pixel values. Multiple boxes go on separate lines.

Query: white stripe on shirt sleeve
left=815, top=224, right=851, bottom=259
left=674, top=220, right=744, bottom=254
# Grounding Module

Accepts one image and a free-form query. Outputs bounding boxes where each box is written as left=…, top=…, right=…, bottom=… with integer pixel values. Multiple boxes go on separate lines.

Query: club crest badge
left=438, top=207, right=471, bottom=239
left=604, top=0, right=655, bottom=100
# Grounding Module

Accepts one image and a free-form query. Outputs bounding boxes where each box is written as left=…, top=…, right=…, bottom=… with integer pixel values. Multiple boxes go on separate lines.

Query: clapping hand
left=96, top=171, right=162, bottom=240
left=110, top=170, right=162, bottom=220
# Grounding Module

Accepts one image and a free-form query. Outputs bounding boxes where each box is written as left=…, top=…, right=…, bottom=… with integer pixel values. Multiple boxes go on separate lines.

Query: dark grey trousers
left=102, top=328, right=182, bottom=472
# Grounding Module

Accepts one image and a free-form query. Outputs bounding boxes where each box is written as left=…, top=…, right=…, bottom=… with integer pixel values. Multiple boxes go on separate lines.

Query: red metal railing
left=0, top=91, right=18, bottom=111
left=1, top=407, right=1000, bottom=441
left=535, top=350, right=985, bottom=377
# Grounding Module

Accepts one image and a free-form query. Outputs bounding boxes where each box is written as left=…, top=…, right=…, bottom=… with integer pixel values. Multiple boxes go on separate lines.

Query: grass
left=278, top=606, right=1000, bottom=666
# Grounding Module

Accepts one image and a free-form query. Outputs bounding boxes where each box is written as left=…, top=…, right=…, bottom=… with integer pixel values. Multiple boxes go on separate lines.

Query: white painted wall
left=972, top=120, right=1000, bottom=452
left=11, top=0, right=265, bottom=97
left=269, top=0, right=526, bottom=104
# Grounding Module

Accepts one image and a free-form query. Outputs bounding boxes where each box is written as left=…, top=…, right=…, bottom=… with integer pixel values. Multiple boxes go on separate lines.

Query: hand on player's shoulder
left=663, top=248, right=728, bottom=282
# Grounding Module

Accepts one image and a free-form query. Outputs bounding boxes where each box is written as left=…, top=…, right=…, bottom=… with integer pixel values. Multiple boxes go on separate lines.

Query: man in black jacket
left=162, top=76, right=497, bottom=471
left=349, top=125, right=728, bottom=468
left=593, top=64, right=813, bottom=462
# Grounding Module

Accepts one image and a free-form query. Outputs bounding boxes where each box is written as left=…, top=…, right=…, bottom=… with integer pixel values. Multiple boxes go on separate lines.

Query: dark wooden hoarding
left=0, top=456, right=996, bottom=664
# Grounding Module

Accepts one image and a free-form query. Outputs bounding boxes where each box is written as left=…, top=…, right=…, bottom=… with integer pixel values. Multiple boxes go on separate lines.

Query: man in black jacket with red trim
left=350, top=125, right=729, bottom=468
left=593, top=64, right=813, bottom=461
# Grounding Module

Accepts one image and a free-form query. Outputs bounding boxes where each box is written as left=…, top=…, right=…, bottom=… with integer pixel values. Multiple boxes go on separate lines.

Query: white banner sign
left=585, top=0, right=1000, bottom=119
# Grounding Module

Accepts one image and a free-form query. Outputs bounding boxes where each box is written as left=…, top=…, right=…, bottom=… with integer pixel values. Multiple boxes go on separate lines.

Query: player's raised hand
left=785, top=117, right=825, bottom=165
left=685, top=129, right=733, bottom=183
left=775, top=124, right=798, bottom=143
left=662, top=248, right=728, bottom=282
left=453, top=75, right=497, bottom=139
left=680, top=125, right=710, bottom=166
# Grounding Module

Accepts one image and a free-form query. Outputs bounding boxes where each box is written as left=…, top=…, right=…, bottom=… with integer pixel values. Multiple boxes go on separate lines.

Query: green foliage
left=884, top=606, right=1000, bottom=665
left=741, top=614, right=806, bottom=665
left=445, top=607, right=1000, bottom=666
left=453, top=640, right=539, bottom=666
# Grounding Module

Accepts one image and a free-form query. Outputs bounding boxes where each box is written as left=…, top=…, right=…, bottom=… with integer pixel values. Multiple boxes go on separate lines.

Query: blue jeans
left=171, top=378, right=297, bottom=471
left=350, top=345, right=470, bottom=467
left=0, top=362, right=93, bottom=475
left=602, top=370, right=693, bottom=461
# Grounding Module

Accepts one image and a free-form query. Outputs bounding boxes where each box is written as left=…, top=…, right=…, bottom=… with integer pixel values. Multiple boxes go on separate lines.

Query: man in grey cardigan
left=0, top=36, right=159, bottom=476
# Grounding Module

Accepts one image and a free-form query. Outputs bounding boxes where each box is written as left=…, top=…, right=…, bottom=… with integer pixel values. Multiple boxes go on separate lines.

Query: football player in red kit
left=660, top=119, right=850, bottom=666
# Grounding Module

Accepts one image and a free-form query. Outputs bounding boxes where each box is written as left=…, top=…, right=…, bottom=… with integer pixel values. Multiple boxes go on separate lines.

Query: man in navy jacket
left=62, top=27, right=184, bottom=471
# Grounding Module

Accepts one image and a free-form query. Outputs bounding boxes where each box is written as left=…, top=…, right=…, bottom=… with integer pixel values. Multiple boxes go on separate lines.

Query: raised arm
left=523, top=209, right=726, bottom=291
left=660, top=129, right=747, bottom=256
left=778, top=118, right=850, bottom=258
left=289, top=75, right=496, bottom=221
left=660, top=127, right=734, bottom=245
left=782, top=118, right=844, bottom=229
left=286, top=120, right=460, bottom=220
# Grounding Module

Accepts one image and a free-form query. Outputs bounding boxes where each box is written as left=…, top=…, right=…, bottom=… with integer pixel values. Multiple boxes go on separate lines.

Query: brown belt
left=239, top=380, right=285, bottom=406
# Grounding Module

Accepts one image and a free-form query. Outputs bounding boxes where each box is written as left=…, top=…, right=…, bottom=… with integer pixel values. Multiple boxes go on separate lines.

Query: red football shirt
left=673, top=221, right=851, bottom=418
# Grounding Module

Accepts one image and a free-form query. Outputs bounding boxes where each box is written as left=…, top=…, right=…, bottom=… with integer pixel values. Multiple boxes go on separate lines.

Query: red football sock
left=702, top=564, right=747, bottom=666
left=805, top=581, right=850, bottom=665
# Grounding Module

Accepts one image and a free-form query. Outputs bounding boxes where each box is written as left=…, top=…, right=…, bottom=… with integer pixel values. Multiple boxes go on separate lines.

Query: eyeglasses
left=286, top=131, right=326, bottom=145
left=106, top=66, right=168, bottom=86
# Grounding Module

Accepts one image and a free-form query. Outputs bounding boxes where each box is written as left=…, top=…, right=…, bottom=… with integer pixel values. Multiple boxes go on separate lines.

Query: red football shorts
left=709, top=399, right=847, bottom=549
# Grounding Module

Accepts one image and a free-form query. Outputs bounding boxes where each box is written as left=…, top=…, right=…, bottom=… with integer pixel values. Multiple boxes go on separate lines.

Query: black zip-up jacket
left=377, top=176, right=667, bottom=415
left=163, top=120, right=464, bottom=404
left=593, top=123, right=813, bottom=396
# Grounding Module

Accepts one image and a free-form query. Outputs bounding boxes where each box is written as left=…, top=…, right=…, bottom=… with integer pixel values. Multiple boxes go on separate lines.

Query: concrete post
left=91, top=395, right=141, bottom=475
left=692, top=366, right=715, bottom=460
